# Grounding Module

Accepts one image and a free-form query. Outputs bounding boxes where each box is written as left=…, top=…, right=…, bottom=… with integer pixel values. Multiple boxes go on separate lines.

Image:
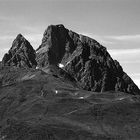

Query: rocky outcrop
left=2, top=34, right=37, bottom=68
left=36, top=24, right=140, bottom=94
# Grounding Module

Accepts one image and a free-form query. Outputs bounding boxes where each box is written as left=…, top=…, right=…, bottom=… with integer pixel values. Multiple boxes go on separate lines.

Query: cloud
left=0, top=16, right=10, bottom=21
left=119, top=60, right=140, bottom=64
left=80, top=32, right=115, bottom=45
left=108, top=48, right=140, bottom=65
left=0, top=35, right=14, bottom=40
left=0, top=33, right=42, bottom=52
left=80, top=33, right=140, bottom=47
left=25, top=34, right=42, bottom=42
left=0, top=15, right=17, bottom=23
left=130, top=73, right=140, bottom=77
left=106, top=34, right=140, bottom=42
left=108, top=48, right=140, bottom=56
left=0, top=48, right=9, bottom=52
left=0, top=33, right=42, bottom=41
left=24, top=34, right=42, bottom=49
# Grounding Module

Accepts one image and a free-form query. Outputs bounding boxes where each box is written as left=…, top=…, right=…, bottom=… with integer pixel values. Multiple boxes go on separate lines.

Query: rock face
left=2, top=34, right=37, bottom=68
left=36, top=24, right=140, bottom=94
left=36, top=24, right=72, bottom=67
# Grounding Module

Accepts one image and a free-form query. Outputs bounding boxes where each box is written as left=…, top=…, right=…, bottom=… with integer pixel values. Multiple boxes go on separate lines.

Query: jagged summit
left=36, top=24, right=107, bottom=66
left=16, top=33, right=23, bottom=38
left=36, top=24, right=70, bottom=66
left=12, top=33, right=32, bottom=50
left=36, top=24, right=140, bottom=94
left=2, top=34, right=37, bottom=68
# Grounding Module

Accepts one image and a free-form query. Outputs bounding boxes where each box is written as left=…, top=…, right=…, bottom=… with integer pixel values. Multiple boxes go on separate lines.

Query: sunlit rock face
left=2, top=34, right=37, bottom=68
left=36, top=24, right=140, bottom=94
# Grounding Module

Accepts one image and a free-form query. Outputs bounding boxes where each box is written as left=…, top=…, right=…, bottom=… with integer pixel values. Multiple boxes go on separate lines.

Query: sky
left=0, top=0, right=140, bottom=88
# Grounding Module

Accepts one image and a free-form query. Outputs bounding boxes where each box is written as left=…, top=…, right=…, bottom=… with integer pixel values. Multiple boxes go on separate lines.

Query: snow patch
left=58, top=63, right=64, bottom=68
left=55, top=90, right=58, bottom=94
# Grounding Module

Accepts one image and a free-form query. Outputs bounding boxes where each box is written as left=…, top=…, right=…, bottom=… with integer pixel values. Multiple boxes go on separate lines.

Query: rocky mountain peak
left=36, top=24, right=140, bottom=94
left=36, top=24, right=70, bottom=66
left=16, top=33, right=24, bottom=39
left=2, top=34, right=37, bottom=68
left=11, top=34, right=31, bottom=50
left=1, top=24, right=139, bottom=95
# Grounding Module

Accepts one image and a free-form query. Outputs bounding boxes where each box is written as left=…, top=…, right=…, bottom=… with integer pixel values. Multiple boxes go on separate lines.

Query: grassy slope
left=0, top=67, right=140, bottom=139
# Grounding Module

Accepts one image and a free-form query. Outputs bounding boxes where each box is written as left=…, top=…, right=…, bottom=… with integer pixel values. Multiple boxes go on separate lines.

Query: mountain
left=36, top=24, right=140, bottom=95
left=0, top=24, right=140, bottom=140
left=2, top=34, right=37, bottom=68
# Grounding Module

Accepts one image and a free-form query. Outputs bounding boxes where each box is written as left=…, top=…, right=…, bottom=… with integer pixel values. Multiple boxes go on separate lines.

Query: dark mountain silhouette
left=0, top=24, right=140, bottom=140
left=2, top=34, right=37, bottom=68
left=36, top=24, right=140, bottom=94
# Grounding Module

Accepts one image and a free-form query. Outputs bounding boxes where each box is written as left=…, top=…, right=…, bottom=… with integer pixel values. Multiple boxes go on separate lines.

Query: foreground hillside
left=0, top=67, right=140, bottom=140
